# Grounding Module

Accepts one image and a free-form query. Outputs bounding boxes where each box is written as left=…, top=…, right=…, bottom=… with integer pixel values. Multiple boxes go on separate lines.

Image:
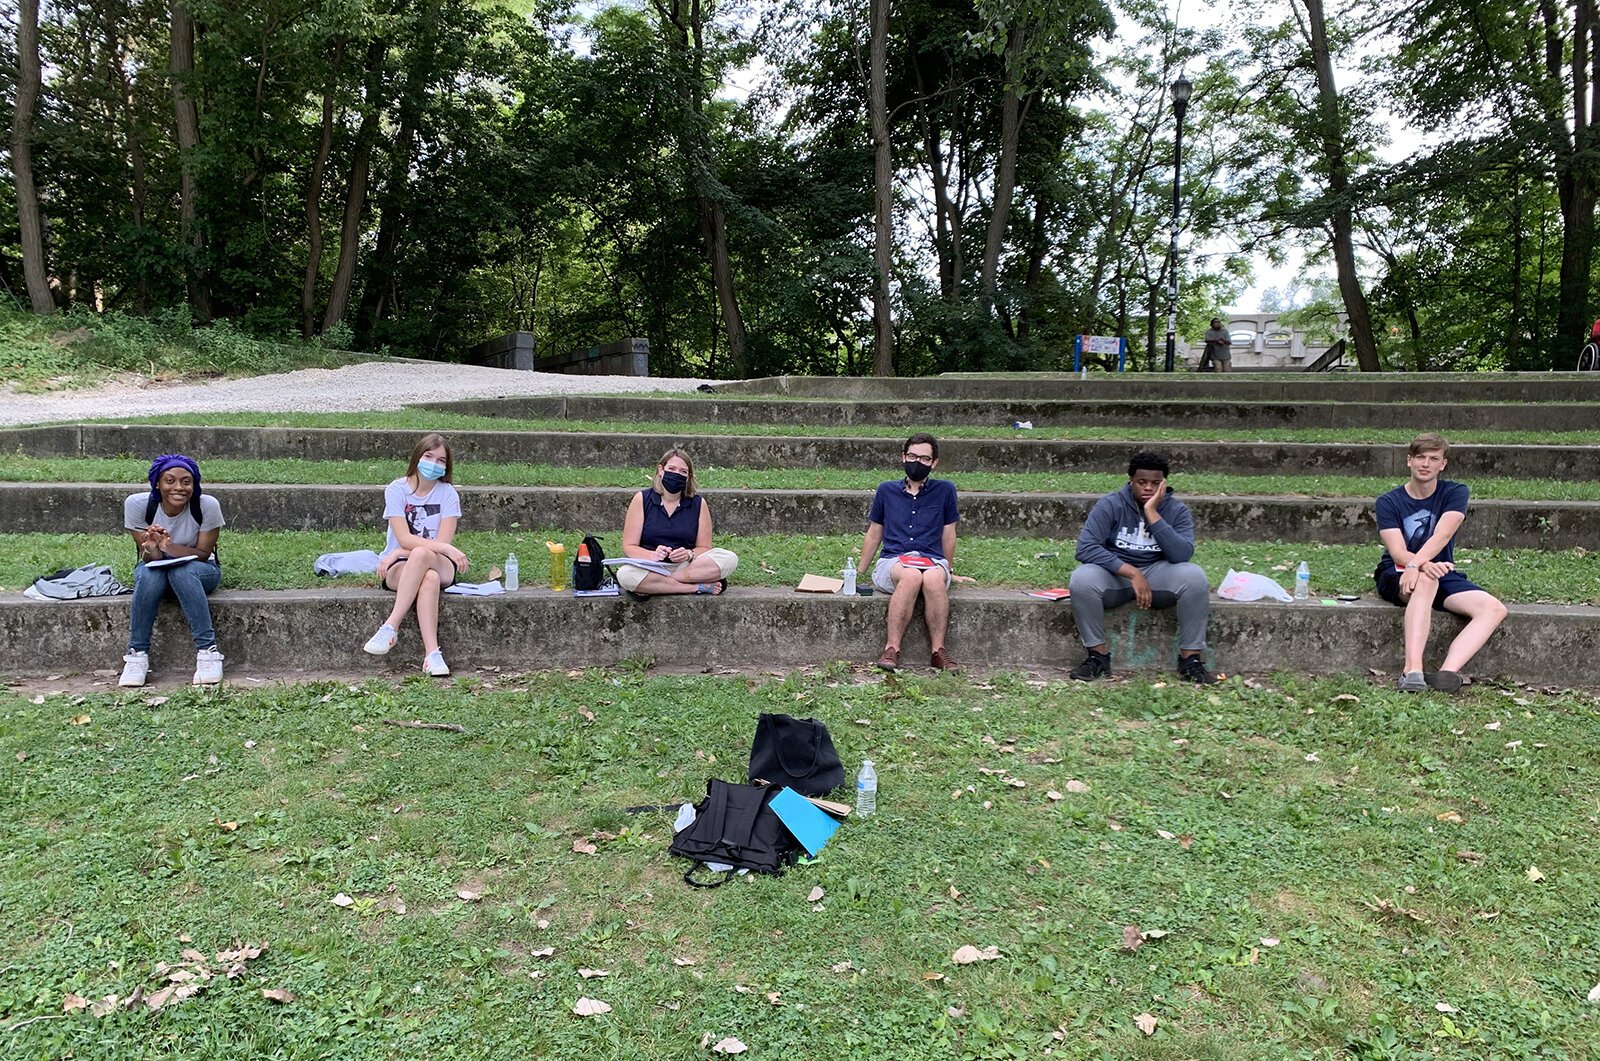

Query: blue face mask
left=417, top=458, right=447, bottom=481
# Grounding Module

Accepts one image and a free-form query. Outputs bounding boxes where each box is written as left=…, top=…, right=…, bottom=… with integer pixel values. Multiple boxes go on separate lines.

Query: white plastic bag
left=1216, top=568, right=1293, bottom=603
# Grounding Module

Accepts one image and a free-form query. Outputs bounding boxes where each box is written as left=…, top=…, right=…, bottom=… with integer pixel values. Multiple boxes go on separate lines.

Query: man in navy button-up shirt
left=856, top=433, right=961, bottom=672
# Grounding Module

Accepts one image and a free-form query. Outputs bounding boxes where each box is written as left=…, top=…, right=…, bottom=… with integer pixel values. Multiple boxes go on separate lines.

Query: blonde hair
left=654, top=448, right=697, bottom=497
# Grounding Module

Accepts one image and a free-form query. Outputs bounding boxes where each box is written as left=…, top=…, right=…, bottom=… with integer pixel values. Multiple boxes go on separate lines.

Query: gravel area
left=1, top=360, right=714, bottom=426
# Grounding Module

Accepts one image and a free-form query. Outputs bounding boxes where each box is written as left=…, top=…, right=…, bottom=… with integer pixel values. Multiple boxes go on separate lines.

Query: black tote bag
left=747, top=713, right=844, bottom=796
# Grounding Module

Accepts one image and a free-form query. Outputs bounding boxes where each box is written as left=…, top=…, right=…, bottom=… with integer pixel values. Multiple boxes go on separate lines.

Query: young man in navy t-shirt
left=856, top=433, right=961, bottom=672
left=1374, top=433, right=1507, bottom=692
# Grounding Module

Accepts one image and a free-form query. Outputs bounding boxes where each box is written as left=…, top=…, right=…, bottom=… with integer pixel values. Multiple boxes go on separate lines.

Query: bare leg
left=1399, top=575, right=1440, bottom=674
left=884, top=567, right=925, bottom=651
left=669, top=555, right=727, bottom=583
left=922, top=572, right=950, bottom=653
left=415, top=566, right=445, bottom=656
left=1438, top=590, right=1509, bottom=673
left=384, top=543, right=437, bottom=628
left=633, top=572, right=711, bottom=595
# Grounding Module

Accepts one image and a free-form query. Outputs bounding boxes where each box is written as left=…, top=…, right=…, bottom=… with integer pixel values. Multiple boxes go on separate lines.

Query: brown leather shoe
left=930, top=648, right=958, bottom=672
left=875, top=646, right=900, bottom=671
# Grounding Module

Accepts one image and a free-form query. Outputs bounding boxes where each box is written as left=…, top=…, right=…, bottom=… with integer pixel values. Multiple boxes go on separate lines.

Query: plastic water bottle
left=841, top=557, right=857, bottom=596
left=505, top=552, right=519, bottom=591
left=1295, top=561, right=1310, bottom=600
left=855, top=760, right=877, bottom=818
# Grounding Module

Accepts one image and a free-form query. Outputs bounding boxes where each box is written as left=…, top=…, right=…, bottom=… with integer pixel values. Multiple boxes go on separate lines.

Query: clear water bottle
left=855, top=759, right=877, bottom=818
left=1295, top=561, right=1310, bottom=600
left=505, top=552, right=519, bottom=591
left=841, top=557, right=857, bottom=596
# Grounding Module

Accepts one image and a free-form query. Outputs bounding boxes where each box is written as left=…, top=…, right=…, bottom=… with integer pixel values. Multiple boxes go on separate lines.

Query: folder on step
left=768, top=786, right=842, bottom=857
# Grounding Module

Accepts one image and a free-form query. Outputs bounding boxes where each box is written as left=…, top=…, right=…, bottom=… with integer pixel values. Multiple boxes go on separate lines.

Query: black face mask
left=660, top=470, right=688, bottom=494
left=903, top=461, right=932, bottom=482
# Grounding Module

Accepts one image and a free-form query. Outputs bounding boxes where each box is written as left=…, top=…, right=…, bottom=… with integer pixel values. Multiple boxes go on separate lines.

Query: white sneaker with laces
left=193, top=646, right=225, bottom=685
left=120, top=651, right=149, bottom=688
left=364, top=624, right=398, bottom=655
left=423, top=649, right=450, bottom=677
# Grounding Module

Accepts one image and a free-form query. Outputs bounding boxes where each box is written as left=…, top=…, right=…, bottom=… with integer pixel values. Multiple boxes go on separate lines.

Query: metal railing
left=1305, top=339, right=1347, bottom=373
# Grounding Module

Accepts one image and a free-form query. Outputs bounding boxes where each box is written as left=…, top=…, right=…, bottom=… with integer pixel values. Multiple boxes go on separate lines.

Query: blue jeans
left=128, top=560, right=221, bottom=652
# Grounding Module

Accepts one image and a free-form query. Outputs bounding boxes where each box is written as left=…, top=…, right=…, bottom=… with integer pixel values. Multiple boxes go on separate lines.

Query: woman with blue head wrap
left=119, top=453, right=228, bottom=687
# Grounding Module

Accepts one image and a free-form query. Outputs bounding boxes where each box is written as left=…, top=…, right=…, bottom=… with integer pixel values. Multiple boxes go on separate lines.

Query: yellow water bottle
left=546, top=541, right=567, bottom=592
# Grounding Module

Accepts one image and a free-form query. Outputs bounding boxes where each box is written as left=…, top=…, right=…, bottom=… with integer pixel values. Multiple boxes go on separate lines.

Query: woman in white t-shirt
left=361, top=433, right=468, bottom=676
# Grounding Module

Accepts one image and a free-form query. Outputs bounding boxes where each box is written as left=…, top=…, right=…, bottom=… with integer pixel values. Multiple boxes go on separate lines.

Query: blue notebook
left=768, top=787, right=842, bottom=858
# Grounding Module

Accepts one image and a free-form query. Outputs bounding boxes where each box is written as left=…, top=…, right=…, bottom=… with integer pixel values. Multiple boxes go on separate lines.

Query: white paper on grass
left=1216, top=568, right=1293, bottom=603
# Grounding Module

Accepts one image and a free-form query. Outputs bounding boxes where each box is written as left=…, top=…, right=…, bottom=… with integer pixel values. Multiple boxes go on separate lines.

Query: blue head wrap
left=147, top=454, right=203, bottom=519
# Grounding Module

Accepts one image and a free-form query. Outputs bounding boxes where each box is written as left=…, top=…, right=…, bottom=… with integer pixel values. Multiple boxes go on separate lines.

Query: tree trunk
left=169, top=1, right=211, bottom=319
left=980, top=25, right=1025, bottom=305
left=869, top=0, right=895, bottom=376
left=12, top=0, right=55, bottom=313
left=1017, top=201, right=1047, bottom=342
left=1553, top=0, right=1600, bottom=350
left=1506, top=167, right=1524, bottom=364
left=1300, top=0, right=1379, bottom=371
left=701, top=198, right=748, bottom=375
left=913, top=60, right=957, bottom=299
left=302, top=38, right=344, bottom=337
left=109, top=24, right=151, bottom=313
left=322, top=39, right=387, bottom=335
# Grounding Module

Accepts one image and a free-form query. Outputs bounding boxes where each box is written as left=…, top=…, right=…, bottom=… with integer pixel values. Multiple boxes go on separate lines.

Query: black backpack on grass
left=668, top=779, right=799, bottom=886
left=573, top=534, right=606, bottom=591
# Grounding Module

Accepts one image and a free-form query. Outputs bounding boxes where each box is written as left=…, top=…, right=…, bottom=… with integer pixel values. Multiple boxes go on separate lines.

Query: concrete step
left=11, top=482, right=1597, bottom=549
left=712, top=373, right=1600, bottom=403
left=4, top=586, right=1592, bottom=685
left=420, top=394, right=1599, bottom=432
left=6, top=425, right=1597, bottom=481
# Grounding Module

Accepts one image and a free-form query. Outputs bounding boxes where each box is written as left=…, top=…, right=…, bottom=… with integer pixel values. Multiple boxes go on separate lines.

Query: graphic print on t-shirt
left=1115, top=520, right=1159, bottom=555
left=406, top=502, right=442, bottom=539
left=1402, top=508, right=1432, bottom=548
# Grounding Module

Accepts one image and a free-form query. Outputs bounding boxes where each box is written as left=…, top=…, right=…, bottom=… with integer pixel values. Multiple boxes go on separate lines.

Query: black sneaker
left=1177, top=655, right=1222, bottom=685
left=1070, top=651, right=1111, bottom=681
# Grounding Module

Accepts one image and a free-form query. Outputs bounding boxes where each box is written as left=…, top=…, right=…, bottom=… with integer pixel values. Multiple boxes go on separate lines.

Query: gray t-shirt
left=124, top=492, right=226, bottom=559
left=1203, top=327, right=1232, bottom=357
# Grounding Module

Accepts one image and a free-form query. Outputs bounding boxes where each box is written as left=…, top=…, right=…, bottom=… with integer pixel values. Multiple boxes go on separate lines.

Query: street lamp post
left=1163, top=75, right=1192, bottom=373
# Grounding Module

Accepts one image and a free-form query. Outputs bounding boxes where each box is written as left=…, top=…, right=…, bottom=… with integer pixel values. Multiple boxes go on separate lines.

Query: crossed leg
left=383, top=542, right=458, bottom=657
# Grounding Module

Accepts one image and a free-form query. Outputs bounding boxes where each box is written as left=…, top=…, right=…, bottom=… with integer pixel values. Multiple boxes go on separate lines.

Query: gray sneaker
left=1396, top=670, right=1427, bottom=693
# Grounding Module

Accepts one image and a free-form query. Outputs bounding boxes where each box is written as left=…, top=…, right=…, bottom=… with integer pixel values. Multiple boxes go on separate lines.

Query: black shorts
left=1374, top=564, right=1484, bottom=610
left=382, top=553, right=462, bottom=592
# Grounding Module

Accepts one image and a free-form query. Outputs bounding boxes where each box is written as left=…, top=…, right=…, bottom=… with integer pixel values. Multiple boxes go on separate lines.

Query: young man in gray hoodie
left=1067, top=451, right=1221, bottom=684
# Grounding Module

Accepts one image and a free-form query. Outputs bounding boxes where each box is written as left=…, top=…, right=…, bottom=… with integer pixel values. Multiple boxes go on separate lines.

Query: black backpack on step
left=573, top=534, right=606, bottom=591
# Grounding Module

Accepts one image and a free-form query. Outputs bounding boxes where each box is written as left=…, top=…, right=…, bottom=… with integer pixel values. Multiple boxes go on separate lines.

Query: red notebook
left=1025, top=588, right=1072, bottom=601
left=897, top=555, right=938, bottom=569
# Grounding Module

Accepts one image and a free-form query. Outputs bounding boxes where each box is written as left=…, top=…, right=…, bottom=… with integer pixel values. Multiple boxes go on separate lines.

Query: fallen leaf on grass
left=922, top=972, right=945, bottom=981
left=62, top=993, right=89, bottom=1013
left=1361, top=897, right=1429, bottom=923
left=261, top=988, right=294, bottom=1004
left=1120, top=925, right=1146, bottom=952
left=214, top=820, right=239, bottom=832
left=457, top=890, right=482, bottom=902
left=1332, top=693, right=1360, bottom=702
left=572, top=997, right=611, bottom=1016
left=330, top=893, right=354, bottom=907
left=672, top=957, right=695, bottom=967
left=69, top=714, right=91, bottom=726
left=1046, top=790, right=1063, bottom=801
left=830, top=960, right=854, bottom=973
left=1436, top=811, right=1463, bottom=824
left=1178, top=834, right=1194, bottom=849
left=947, top=1004, right=965, bottom=1018
left=948, top=885, right=961, bottom=899
left=1455, top=850, right=1485, bottom=865
left=571, top=839, right=598, bottom=855
left=1156, top=829, right=1176, bottom=840
left=531, top=947, right=555, bottom=958
left=1107, top=819, right=1124, bottom=832
left=1064, top=779, right=1090, bottom=794
left=712, top=1037, right=748, bottom=1055
left=1134, top=1012, right=1158, bottom=1036
left=89, top=995, right=119, bottom=1018
left=1588, top=982, right=1600, bottom=1003
left=578, top=968, right=609, bottom=979
left=577, top=708, right=596, bottom=722
left=807, top=886, right=825, bottom=902
left=16, top=751, right=27, bottom=762
left=1435, top=1001, right=1459, bottom=1013
left=951, top=944, right=1001, bottom=964
left=1526, top=865, right=1545, bottom=883
left=1259, top=937, right=1280, bottom=948
left=1484, top=721, right=1501, bottom=731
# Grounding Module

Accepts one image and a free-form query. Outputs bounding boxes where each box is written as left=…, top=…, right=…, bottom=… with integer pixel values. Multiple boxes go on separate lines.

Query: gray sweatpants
left=1068, top=561, right=1211, bottom=652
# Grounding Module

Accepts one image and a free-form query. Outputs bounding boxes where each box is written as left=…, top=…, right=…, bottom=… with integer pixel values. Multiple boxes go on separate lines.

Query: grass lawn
left=1, top=671, right=1596, bottom=1058
left=2, top=530, right=1596, bottom=604
left=62, top=410, right=1600, bottom=446
left=8, top=456, right=1600, bottom=503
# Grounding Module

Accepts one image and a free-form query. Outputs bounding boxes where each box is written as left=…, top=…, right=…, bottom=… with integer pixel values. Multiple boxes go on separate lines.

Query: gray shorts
left=872, top=553, right=951, bottom=594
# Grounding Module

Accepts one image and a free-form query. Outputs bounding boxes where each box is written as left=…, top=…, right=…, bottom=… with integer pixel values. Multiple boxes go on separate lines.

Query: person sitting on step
left=1068, top=451, right=1221, bottom=684
left=857, top=432, right=962, bottom=672
left=615, top=448, right=739, bottom=596
left=120, top=453, right=227, bottom=688
left=362, top=433, right=469, bottom=677
left=1374, top=433, right=1508, bottom=692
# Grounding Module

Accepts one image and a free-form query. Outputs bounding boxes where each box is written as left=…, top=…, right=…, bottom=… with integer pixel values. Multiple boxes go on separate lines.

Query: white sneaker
left=193, top=646, right=225, bottom=685
left=423, top=650, right=450, bottom=677
left=364, top=624, right=398, bottom=655
left=119, top=651, right=149, bottom=688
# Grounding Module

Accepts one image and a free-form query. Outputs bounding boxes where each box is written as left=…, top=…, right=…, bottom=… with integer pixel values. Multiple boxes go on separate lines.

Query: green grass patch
left=5, top=455, right=1600, bottom=502
left=3, top=529, right=1594, bottom=603
left=1, top=672, right=1597, bottom=1057
left=0, top=305, right=374, bottom=393
left=55, top=409, right=1600, bottom=445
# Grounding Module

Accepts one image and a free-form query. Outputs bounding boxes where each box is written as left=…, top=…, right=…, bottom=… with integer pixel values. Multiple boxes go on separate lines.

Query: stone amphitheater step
left=5, top=425, right=1596, bottom=481
left=711, top=373, right=1600, bottom=403
left=5, top=587, right=1593, bottom=685
left=419, top=394, right=1599, bottom=432
left=11, top=482, right=1597, bottom=549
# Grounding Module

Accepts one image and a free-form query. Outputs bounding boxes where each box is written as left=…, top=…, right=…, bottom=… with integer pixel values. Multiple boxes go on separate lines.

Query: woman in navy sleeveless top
left=616, top=448, right=740, bottom=596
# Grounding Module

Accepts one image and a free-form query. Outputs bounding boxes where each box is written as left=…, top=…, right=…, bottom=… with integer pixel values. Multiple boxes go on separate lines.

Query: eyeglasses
left=903, top=453, right=935, bottom=465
